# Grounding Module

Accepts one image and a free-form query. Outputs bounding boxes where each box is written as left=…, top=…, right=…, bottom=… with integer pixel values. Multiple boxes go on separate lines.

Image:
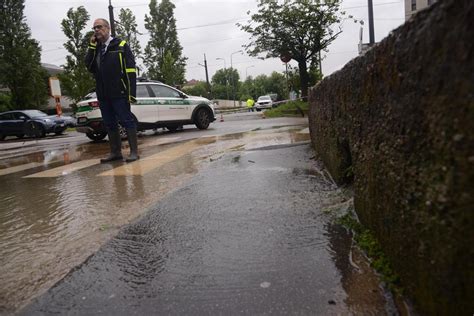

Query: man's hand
left=90, top=35, right=96, bottom=44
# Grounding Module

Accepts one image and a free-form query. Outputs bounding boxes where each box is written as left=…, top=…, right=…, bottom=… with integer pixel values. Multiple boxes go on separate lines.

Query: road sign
left=49, top=77, right=62, bottom=116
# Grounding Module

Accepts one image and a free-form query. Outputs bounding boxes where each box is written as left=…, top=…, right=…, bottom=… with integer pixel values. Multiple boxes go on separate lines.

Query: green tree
left=287, top=63, right=322, bottom=97
left=144, top=0, right=187, bottom=85
left=211, top=68, right=229, bottom=86
left=161, top=51, right=179, bottom=86
left=116, top=8, right=142, bottom=73
left=0, top=0, right=48, bottom=109
left=239, top=0, right=344, bottom=97
left=211, top=68, right=239, bottom=100
left=0, top=93, right=12, bottom=112
left=267, top=71, right=289, bottom=100
left=253, top=74, right=270, bottom=98
left=239, top=77, right=256, bottom=101
left=210, top=84, right=228, bottom=100
left=181, top=81, right=208, bottom=97
left=58, top=6, right=95, bottom=105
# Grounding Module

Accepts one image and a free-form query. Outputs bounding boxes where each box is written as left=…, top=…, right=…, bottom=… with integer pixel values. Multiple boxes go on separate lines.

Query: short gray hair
left=95, top=18, right=110, bottom=28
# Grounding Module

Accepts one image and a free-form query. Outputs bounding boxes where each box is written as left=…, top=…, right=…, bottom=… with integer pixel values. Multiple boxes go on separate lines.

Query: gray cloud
left=25, top=0, right=404, bottom=80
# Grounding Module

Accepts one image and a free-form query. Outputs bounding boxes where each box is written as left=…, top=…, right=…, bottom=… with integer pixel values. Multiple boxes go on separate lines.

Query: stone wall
left=308, top=0, right=473, bottom=314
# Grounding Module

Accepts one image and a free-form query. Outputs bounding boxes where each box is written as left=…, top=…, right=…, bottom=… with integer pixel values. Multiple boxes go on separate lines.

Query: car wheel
left=194, top=108, right=211, bottom=130
left=166, top=125, right=183, bottom=132
left=27, top=122, right=46, bottom=138
left=86, top=131, right=107, bottom=141
left=0, top=132, right=5, bottom=141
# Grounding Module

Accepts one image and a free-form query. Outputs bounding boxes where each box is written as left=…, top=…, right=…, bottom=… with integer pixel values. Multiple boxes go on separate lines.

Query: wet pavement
left=0, top=116, right=307, bottom=313
left=1, top=115, right=396, bottom=315
left=22, top=140, right=393, bottom=315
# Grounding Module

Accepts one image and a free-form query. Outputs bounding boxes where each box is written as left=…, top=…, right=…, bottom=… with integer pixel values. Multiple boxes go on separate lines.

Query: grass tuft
left=264, top=101, right=309, bottom=117
left=337, top=213, right=402, bottom=292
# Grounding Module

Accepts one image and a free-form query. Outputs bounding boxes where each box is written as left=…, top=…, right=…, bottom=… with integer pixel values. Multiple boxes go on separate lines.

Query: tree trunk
left=298, top=60, right=309, bottom=99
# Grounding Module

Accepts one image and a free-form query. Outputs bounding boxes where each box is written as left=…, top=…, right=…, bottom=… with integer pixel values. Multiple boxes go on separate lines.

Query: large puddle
left=0, top=126, right=310, bottom=313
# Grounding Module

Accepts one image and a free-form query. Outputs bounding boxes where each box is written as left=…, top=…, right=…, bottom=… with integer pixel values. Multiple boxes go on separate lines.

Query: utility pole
left=198, top=55, right=211, bottom=98
left=319, top=50, right=323, bottom=76
left=203, top=54, right=211, bottom=99
left=368, top=0, right=375, bottom=44
left=216, top=58, right=229, bottom=101
left=109, top=0, right=116, bottom=37
left=230, top=50, right=243, bottom=107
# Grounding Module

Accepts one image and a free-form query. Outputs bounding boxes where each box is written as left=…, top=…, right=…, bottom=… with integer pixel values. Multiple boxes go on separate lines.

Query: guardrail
left=214, top=97, right=306, bottom=115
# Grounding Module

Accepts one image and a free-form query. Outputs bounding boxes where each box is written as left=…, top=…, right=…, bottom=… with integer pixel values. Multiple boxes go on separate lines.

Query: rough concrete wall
left=308, top=0, right=473, bottom=314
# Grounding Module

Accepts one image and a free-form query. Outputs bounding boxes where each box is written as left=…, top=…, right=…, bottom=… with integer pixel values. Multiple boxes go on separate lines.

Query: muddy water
left=0, top=126, right=310, bottom=314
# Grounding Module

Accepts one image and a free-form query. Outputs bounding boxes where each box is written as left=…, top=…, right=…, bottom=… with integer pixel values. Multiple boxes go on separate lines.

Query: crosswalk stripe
left=138, top=137, right=181, bottom=149
left=0, top=162, right=44, bottom=176
left=99, top=140, right=202, bottom=176
left=23, top=159, right=100, bottom=178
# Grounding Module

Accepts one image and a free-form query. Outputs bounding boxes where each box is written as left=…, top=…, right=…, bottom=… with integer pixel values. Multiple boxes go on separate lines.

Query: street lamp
left=108, top=0, right=116, bottom=37
left=245, top=65, right=255, bottom=80
left=216, top=57, right=229, bottom=100
left=216, top=57, right=226, bottom=69
left=230, top=50, right=243, bottom=107
left=368, top=0, right=375, bottom=44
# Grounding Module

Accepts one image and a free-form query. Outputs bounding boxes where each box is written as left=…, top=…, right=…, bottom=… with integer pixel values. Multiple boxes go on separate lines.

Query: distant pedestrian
left=85, top=18, right=139, bottom=163
left=246, top=98, right=255, bottom=112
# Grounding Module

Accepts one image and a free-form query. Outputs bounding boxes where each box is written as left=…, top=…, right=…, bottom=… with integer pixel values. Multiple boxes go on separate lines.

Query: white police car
left=75, top=80, right=216, bottom=140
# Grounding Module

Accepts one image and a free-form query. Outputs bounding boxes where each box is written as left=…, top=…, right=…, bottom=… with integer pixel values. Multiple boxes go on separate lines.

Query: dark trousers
left=99, top=97, right=136, bottom=131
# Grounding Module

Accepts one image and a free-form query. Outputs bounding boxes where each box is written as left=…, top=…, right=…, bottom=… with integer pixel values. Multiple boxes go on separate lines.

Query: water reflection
left=111, top=175, right=145, bottom=203
left=0, top=152, right=197, bottom=313
left=325, top=222, right=396, bottom=315
left=0, top=124, right=311, bottom=313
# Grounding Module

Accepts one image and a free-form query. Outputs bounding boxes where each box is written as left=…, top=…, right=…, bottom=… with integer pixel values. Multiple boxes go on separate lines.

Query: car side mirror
left=180, top=93, right=188, bottom=99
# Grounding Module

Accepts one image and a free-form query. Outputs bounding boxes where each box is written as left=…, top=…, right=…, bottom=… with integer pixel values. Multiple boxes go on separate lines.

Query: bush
left=0, top=93, right=12, bottom=112
left=264, top=100, right=308, bottom=117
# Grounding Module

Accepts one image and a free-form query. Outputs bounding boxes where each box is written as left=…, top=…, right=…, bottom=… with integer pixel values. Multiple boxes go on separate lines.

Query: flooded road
left=1, top=116, right=316, bottom=313
left=20, top=134, right=395, bottom=315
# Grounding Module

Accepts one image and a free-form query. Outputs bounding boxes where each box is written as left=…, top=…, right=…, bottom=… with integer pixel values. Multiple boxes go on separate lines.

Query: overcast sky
left=24, top=0, right=405, bottom=81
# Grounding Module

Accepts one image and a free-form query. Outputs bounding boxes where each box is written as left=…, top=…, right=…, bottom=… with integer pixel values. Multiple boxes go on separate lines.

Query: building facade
left=405, top=0, right=437, bottom=20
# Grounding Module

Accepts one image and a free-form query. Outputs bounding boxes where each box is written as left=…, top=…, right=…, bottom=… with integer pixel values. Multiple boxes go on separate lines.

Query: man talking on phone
left=85, top=18, right=139, bottom=162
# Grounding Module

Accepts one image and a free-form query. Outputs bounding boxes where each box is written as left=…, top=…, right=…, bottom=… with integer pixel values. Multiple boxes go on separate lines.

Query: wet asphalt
left=20, top=141, right=391, bottom=315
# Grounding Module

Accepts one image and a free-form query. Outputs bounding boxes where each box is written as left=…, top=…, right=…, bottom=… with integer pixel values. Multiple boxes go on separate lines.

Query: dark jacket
left=85, top=37, right=137, bottom=102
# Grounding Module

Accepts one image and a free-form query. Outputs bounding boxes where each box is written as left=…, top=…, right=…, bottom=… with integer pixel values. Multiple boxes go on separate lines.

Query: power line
left=178, top=18, right=246, bottom=31
left=182, top=35, right=248, bottom=46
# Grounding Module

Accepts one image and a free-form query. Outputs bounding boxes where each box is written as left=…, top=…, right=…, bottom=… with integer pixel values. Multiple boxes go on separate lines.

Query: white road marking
left=0, top=162, right=43, bottom=176
left=23, top=159, right=100, bottom=178
left=99, top=140, right=201, bottom=176
left=138, top=137, right=181, bottom=149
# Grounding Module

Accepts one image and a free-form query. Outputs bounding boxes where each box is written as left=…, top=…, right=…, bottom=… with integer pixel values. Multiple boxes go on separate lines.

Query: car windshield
left=22, top=110, right=48, bottom=118
left=84, top=92, right=97, bottom=99
left=258, top=96, right=271, bottom=101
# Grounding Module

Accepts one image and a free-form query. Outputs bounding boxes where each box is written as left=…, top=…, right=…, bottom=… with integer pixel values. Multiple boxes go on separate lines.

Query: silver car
left=255, top=95, right=274, bottom=111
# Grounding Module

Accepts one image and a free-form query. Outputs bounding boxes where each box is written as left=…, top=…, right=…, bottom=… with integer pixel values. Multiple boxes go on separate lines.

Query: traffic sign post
left=49, top=77, right=63, bottom=116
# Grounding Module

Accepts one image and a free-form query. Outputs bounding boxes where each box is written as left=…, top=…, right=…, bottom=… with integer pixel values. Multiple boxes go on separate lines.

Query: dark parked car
left=0, top=110, right=69, bottom=140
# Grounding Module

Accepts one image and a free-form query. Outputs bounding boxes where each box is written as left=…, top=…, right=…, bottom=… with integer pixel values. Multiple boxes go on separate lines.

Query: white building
left=405, top=0, right=437, bottom=20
